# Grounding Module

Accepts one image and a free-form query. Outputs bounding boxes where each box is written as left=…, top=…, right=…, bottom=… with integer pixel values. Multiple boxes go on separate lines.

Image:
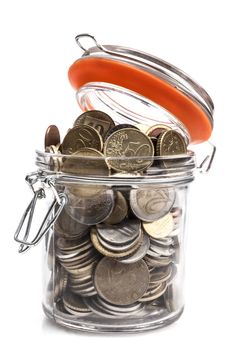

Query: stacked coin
left=43, top=110, right=186, bottom=319
left=56, top=234, right=100, bottom=297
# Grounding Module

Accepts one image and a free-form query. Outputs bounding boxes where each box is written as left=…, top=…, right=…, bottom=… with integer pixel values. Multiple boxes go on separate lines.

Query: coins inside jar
left=62, top=148, right=109, bottom=176
left=65, top=185, right=115, bottom=225
left=130, top=187, right=176, bottom=222
left=94, top=257, right=150, bottom=305
left=43, top=110, right=187, bottom=320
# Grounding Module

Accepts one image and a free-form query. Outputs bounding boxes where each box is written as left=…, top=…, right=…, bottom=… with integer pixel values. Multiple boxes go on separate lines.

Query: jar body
left=42, top=178, right=191, bottom=332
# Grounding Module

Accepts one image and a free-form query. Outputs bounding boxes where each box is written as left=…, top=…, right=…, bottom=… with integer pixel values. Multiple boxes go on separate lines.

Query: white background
left=0, top=0, right=232, bottom=349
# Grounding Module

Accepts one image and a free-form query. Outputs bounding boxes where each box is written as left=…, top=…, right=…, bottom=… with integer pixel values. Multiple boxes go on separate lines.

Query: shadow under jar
left=14, top=34, right=215, bottom=333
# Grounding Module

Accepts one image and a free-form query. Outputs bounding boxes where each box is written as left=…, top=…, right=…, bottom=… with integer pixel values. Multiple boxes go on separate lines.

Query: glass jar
left=14, top=34, right=215, bottom=333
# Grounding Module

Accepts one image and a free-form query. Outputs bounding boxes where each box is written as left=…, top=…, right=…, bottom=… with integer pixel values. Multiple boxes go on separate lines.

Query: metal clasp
left=14, top=172, right=67, bottom=253
left=197, top=141, right=216, bottom=174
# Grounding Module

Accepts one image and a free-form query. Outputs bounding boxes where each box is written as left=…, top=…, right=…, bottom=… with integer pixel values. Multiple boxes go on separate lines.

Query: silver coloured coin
left=62, top=292, right=92, bottom=316
left=94, top=257, right=150, bottom=305
left=55, top=207, right=89, bottom=238
left=139, top=281, right=168, bottom=302
left=96, top=229, right=141, bottom=253
left=144, top=255, right=172, bottom=267
left=65, top=188, right=115, bottom=225
left=130, top=187, right=176, bottom=222
left=149, top=236, right=174, bottom=247
left=117, top=234, right=150, bottom=264
left=96, top=296, right=142, bottom=314
left=96, top=219, right=141, bottom=246
left=148, top=244, right=175, bottom=257
left=83, top=296, right=117, bottom=318
left=149, top=264, right=174, bottom=284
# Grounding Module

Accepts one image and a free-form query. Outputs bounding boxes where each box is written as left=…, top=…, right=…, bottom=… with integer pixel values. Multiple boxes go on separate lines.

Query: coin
left=97, top=219, right=141, bottom=246
left=91, top=229, right=143, bottom=258
left=149, top=264, right=173, bottom=284
left=73, top=110, right=115, bottom=139
left=65, top=186, right=115, bottom=225
left=117, top=234, right=150, bottom=264
left=105, top=124, right=139, bottom=140
left=143, top=213, right=174, bottom=238
left=130, top=187, right=176, bottom=222
left=63, top=291, right=92, bottom=316
left=156, top=130, right=187, bottom=156
left=66, top=184, right=107, bottom=199
left=55, top=207, right=89, bottom=238
left=96, top=296, right=142, bottom=314
left=62, top=125, right=103, bottom=154
left=83, top=296, right=117, bottom=319
left=144, top=254, right=172, bottom=268
left=53, top=263, right=68, bottom=301
left=44, top=125, right=61, bottom=149
left=146, top=124, right=171, bottom=138
left=96, top=231, right=141, bottom=253
left=104, top=128, right=154, bottom=172
left=62, top=148, right=109, bottom=176
left=103, top=191, right=128, bottom=225
left=94, top=257, right=150, bottom=305
left=139, top=281, right=167, bottom=302
left=45, top=144, right=63, bottom=171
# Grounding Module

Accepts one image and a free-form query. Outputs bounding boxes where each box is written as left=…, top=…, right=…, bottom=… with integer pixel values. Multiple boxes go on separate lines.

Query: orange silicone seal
left=68, top=57, right=212, bottom=144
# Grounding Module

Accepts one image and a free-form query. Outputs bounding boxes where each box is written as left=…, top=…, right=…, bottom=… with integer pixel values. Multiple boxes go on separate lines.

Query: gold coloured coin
left=156, top=130, right=187, bottom=156
left=62, top=125, right=103, bottom=154
left=73, top=110, right=115, bottom=139
left=62, top=148, right=109, bottom=176
left=143, top=213, right=174, bottom=238
left=146, top=124, right=171, bottom=138
left=65, top=184, right=111, bottom=200
left=104, top=128, right=154, bottom=172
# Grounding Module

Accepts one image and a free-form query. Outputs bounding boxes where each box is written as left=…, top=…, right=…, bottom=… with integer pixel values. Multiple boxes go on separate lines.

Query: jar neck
left=35, top=150, right=196, bottom=186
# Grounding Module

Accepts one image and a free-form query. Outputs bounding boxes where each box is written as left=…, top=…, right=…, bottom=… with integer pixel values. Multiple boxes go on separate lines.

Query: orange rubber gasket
left=68, top=57, right=212, bottom=143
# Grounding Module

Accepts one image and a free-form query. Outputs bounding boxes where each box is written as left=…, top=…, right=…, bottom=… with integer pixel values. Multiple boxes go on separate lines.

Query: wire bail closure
left=197, top=141, right=216, bottom=174
left=14, top=172, right=67, bottom=253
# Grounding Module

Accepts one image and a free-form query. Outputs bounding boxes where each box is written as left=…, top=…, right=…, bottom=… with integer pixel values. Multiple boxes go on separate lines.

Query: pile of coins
left=44, top=109, right=187, bottom=174
left=44, top=110, right=187, bottom=319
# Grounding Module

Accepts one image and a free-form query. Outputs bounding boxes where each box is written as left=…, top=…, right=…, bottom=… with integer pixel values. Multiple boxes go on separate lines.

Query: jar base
left=42, top=303, right=184, bottom=333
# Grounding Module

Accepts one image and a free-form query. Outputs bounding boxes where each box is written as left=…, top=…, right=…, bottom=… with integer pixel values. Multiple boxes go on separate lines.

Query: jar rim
left=35, top=149, right=196, bottom=185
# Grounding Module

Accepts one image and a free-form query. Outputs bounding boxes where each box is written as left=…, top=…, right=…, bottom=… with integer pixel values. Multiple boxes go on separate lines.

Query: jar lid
left=68, top=34, right=214, bottom=144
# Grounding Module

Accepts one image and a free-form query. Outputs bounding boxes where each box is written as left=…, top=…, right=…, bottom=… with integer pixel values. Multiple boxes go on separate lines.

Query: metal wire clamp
left=14, top=172, right=67, bottom=253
